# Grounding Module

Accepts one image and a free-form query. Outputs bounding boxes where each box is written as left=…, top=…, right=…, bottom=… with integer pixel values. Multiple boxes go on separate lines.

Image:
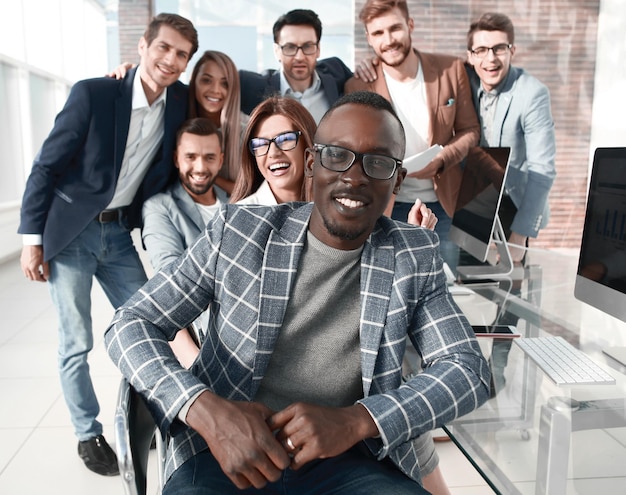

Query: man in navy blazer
left=239, top=9, right=353, bottom=123
left=18, top=13, right=198, bottom=476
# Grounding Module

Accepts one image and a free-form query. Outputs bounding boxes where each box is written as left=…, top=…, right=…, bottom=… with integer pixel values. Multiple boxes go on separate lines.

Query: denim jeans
left=163, top=446, right=430, bottom=495
left=392, top=201, right=459, bottom=272
left=48, top=219, right=147, bottom=440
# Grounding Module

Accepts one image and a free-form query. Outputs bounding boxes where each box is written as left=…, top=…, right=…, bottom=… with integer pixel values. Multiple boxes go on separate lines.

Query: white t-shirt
left=384, top=64, right=437, bottom=203
left=196, top=197, right=223, bottom=225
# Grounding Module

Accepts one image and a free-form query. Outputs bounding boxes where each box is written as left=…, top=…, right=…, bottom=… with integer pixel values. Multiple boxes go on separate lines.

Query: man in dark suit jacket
left=239, top=9, right=353, bottom=122
left=18, top=13, right=198, bottom=476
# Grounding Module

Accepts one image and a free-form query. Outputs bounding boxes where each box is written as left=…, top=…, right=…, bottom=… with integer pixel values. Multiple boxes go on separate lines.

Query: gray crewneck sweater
left=255, top=231, right=364, bottom=411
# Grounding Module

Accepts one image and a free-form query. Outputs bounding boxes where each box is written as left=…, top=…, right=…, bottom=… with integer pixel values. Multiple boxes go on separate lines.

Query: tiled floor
left=0, top=253, right=493, bottom=494
left=0, top=256, right=122, bottom=494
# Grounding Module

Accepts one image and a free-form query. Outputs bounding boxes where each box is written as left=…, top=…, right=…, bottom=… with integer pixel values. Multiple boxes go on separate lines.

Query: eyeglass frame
left=469, top=43, right=513, bottom=59
left=248, top=130, right=302, bottom=157
left=277, top=42, right=319, bottom=57
left=309, top=143, right=403, bottom=180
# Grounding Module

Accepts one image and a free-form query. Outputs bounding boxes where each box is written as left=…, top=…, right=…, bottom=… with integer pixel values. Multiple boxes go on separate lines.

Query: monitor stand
left=603, top=347, right=626, bottom=367
left=457, top=216, right=515, bottom=280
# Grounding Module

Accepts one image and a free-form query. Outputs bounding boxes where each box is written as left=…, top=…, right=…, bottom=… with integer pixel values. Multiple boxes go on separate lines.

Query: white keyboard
left=514, top=336, right=615, bottom=385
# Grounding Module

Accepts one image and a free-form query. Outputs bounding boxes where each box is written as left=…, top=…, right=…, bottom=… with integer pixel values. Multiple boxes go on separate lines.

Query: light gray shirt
left=477, top=87, right=500, bottom=147
left=280, top=70, right=330, bottom=124
left=255, top=230, right=363, bottom=411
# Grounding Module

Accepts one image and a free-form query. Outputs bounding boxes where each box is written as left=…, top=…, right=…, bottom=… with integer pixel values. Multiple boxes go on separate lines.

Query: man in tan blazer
left=345, top=0, right=479, bottom=272
left=345, top=2, right=479, bottom=494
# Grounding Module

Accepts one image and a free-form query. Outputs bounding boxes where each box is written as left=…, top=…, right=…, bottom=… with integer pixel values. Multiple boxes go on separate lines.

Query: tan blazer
left=345, top=50, right=480, bottom=216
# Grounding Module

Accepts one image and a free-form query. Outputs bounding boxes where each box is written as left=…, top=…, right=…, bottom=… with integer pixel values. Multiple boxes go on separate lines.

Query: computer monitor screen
left=575, top=147, right=626, bottom=322
left=449, top=147, right=512, bottom=278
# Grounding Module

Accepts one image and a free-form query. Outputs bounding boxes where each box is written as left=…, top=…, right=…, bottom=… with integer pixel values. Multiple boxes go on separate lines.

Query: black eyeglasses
left=278, top=42, right=318, bottom=56
left=249, top=131, right=302, bottom=157
left=469, top=43, right=512, bottom=59
left=311, top=144, right=402, bottom=180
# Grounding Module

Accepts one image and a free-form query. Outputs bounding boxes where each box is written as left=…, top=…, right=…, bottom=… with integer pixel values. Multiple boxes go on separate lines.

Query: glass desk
left=446, top=248, right=626, bottom=495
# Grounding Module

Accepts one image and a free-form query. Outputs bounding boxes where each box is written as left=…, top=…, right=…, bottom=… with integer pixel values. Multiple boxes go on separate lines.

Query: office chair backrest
left=114, top=378, right=164, bottom=495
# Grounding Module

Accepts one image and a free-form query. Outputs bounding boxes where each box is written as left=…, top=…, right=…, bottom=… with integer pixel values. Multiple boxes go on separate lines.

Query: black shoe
left=77, top=434, right=120, bottom=476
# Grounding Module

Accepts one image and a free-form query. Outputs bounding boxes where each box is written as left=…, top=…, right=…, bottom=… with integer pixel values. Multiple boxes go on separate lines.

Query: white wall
left=589, top=0, right=626, bottom=153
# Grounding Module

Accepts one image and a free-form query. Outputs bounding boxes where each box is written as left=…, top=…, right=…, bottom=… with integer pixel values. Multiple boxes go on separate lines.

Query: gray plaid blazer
left=105, top=202, right=490, bottom=483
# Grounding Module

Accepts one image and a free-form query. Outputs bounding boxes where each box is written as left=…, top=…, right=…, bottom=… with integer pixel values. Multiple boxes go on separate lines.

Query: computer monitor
left=575, top=147, right=626, bottom=366
left=449, top=147, right=514, bottom=279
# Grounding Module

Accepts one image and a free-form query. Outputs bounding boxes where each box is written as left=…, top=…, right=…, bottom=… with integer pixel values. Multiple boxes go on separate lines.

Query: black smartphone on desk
left=472, top=325, right=521, bottom=338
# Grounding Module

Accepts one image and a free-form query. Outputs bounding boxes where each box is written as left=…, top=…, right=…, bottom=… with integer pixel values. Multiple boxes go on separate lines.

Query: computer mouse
left=448, top=285, right=476, bottom=297
left=547, top=396, right=580, bottom=413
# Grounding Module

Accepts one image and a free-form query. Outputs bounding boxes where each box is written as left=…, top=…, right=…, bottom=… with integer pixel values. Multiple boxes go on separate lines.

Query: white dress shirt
left=107, top=66, right=167, bottom=209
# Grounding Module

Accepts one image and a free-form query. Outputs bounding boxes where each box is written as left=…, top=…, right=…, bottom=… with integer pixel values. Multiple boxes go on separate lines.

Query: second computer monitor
left=449, top=146, right=513, bottom=279
left=575, top=147, right=626, bottom=365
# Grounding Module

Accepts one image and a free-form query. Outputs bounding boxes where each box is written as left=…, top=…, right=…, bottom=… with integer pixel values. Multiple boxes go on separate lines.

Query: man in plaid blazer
left=106, top=91, right=490, bottom=494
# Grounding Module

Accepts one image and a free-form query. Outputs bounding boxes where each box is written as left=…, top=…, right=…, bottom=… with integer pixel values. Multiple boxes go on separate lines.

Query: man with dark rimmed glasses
left=465, top=12, right=556, bottom=262
left=106, top=90, right=490, bottom=494
left=239, top=9, right=353, bottom=123
left=463, top=12, right=556, bottom=433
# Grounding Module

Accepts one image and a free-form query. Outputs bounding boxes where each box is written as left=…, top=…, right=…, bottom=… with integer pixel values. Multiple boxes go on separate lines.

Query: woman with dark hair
left=230, top=96, right=317, bottom=204
left=187, top=50, right=248, bottom=195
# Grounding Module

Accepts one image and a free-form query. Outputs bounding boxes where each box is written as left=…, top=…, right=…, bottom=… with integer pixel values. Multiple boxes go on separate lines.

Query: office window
left=28, top=74, right=59, bottom=161
left=154, top=0, right=354, bottom=73
left=23, top=1, right=64, bottom=76
left=0, top=2, right=25, bottom=62
left=0, top=63, right=23, bottom=203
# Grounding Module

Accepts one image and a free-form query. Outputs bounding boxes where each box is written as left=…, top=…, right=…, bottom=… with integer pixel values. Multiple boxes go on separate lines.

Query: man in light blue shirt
left=142, top=118, right=228, bottom=368
left=466, top=12, right=556, bottom=260
left=142, top=118, right=228, bottom=274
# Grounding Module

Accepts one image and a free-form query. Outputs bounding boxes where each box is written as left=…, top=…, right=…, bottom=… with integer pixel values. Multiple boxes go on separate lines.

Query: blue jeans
left=163, top=446, right=430, bottom=495
left=392, top=201, right=459, bottom=272
left=48, top=219, right=147, bottom=440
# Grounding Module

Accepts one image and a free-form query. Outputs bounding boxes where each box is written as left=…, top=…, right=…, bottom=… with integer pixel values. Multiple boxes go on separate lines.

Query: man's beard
left=380, top=41, right=411, bottom=67
left=181, top=173, right=216, bottom=196
left=286, top=66, right=314, bottom=82
left=322, top=215, right=366, bottom=242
